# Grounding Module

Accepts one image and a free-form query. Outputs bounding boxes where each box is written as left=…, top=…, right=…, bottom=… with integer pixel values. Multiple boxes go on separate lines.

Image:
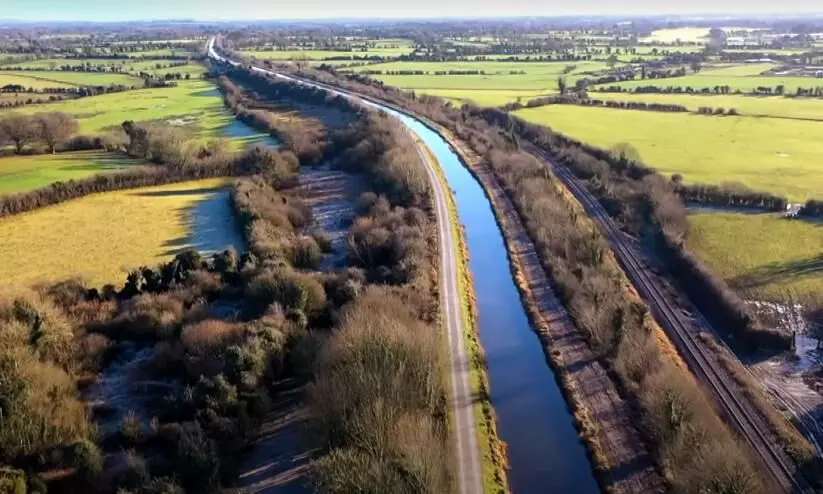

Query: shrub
left=65, top=439, right=102, bottom=482
left=292, top=235, right=322, bottom=269
left=120, top=410, right=143, bottom=446
left=174, top=423, right=221, bottom=494
left=0, top=468, right=26, bottom=494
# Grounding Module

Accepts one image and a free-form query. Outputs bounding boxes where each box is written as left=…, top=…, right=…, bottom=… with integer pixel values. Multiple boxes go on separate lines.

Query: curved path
left=208, top=39, right=485, bottom=494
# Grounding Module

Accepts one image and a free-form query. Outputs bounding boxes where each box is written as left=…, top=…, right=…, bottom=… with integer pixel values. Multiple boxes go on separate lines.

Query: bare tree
left=0, top=114, right=39, bottom=154
left=37, top=112, right=78, bottom=154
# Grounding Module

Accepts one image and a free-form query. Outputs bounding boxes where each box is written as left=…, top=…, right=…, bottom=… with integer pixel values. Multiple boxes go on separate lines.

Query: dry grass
left=0, top=178, right=232, bottom=288
left=181, top=319, right=242, bottom=354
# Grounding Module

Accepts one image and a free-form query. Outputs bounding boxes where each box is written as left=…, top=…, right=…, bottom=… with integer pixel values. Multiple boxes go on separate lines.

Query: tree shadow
left=132, top=186, right=226, bottom=197
left=154, top=187, right=246, bottom=257
left=731, top=254, right=823, bottom=290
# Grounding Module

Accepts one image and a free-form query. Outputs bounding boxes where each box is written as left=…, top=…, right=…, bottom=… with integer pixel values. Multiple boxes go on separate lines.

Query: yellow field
left=0, top=178, right=243, bottom=288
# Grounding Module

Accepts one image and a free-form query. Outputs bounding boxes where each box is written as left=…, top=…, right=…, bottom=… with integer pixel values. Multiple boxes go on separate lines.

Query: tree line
left=0, top=112, right=79, bottom=154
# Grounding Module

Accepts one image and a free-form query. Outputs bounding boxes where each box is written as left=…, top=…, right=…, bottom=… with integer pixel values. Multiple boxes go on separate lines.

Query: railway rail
left=529, top=144, right=809, bottom=494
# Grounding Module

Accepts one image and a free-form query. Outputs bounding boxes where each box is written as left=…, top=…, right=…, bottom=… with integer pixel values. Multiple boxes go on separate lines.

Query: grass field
left=0, top=72, right=78, bottom=89
left=0, top=151, right=146, bottom=195
left=417, top=88, right=550, bottom=106
left=592, top=92, right=823, bottom=120
left=687, top=210, right=823, bottom=300
left=600, top=63, right=818, bottom=93
left=2, top=80, right=233, bottom=139
left=0, top=70, right=144, bottom=87
left=350, top=60, right=608, bottom=99
left=244, top=46, right=413, bottom=59
left=515, top=104, right=823, bottom=200
left=0, top=178, right=243, bottom=288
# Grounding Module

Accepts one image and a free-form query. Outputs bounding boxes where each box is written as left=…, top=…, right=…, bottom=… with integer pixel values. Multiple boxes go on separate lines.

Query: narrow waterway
left=387, top=108, right=600, bottom=493
left=210, top=42, right=599, bottom=492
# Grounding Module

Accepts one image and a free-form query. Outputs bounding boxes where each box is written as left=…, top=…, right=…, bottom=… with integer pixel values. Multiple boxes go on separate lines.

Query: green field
left=592, top=92, right=823, bottom=121
left=349, top=60, right=609, bottom=99
left=0, top=151, right=146, bottom=195
left=2, top=80, right=233, bottom=139
left=0, top=72, right=78, bottom=89
left=687, top=210, right=823, bottom=300
left=0, top=70, right=144, bottom=87
left=600, top=63, right=818, bottom=93
left=244, top=43, right=414, bottom=59
left=0, top=178, right=241, bottom=288
left=515, top=104, right=823, bottom=200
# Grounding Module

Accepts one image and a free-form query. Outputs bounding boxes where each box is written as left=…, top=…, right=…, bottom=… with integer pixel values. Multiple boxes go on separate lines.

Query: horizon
left=4, top=0, right=823, bottom=23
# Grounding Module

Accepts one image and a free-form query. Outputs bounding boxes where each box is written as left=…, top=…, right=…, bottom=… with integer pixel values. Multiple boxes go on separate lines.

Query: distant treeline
left=595, top=83, right=823, bottom=98
left=357, top=69, right=525, bottom=76
left=502, top=94, right=690, bottom=113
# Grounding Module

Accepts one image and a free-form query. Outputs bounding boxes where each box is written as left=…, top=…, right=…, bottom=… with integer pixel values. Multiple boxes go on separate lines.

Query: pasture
left=599, top=63, right=817, bottom=93
left=0, top=151, right=146, bottom=195
left=515, top=104, right=823, bottom=200
left=0, top=69, right=144, bottom=87
left=0, top=72, right=78, bottom=89
left=349, top=60, right=608, bottom=102
left=243, top=42, right=414, bottom=60
left=0, top=178, right=243, bottom=288
left=3, top=80, right=234, bottom=140
left=591, top=92, right=823, bottom=121
left=687, top=210, right=823, bottom=300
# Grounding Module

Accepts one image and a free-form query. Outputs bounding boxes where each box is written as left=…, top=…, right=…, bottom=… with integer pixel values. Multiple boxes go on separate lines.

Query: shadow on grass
left=132, top=186, right=227, bottom=197
left=154, top=186, right=246, bottom=257
left=731, top=254, right=823, bottom=290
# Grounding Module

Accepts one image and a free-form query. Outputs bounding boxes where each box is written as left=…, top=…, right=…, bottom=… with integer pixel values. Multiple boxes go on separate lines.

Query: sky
left=4, top=0, right=823, bottom=22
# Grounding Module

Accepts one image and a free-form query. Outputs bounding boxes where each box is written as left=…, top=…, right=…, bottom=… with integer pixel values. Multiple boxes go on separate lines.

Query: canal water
left=386, top=108, right=600, bottom=493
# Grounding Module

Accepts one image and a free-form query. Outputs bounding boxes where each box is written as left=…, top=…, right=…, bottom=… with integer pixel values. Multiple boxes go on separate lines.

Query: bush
left=174, top=423, right=221, bottom=494
left=65, top=440, right=102, bottom=482
left=0, top=468, right=26, bottom=494
left=120, top=410, right=144, bottom=446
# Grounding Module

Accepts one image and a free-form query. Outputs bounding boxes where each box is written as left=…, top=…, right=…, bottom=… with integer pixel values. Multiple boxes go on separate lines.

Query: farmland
left=515, top=104, right=823, bottom=200
left=0, top=151, right=146, bottom=194
left=598, top=63, right=818, bottom=93
left=3, top=80, right=240, bottom=142
left=0, top=69, right=144, bottom=87
left=687, top=210, right=823, bottom=300
left=592, top=92, right=823, bottom=120
left=0, top=178, right=242, bottom=288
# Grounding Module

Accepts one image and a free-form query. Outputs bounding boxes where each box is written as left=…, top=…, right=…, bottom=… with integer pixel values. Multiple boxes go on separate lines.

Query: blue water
left=383, top=107, right=600, bottom=493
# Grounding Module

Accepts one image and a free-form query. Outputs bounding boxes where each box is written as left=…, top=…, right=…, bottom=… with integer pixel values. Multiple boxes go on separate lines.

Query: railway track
left=527, top=144, right=809, bottom=493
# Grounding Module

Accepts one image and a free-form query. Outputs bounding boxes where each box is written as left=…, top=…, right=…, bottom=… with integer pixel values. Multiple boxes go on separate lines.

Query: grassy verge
left=424, top=141, right=509, bottom=494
